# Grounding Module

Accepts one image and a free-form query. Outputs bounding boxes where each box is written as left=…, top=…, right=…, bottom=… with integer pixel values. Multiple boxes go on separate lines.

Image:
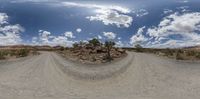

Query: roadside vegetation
left=58, top=38, right=127, bottom=64
left=127, top=44, right=200, bottom=61
left=0, top=49, right=39, bottom=60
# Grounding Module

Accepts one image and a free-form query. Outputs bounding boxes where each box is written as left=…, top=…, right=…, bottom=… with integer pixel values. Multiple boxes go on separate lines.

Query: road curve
left=0, top=51, right=200, bottom=99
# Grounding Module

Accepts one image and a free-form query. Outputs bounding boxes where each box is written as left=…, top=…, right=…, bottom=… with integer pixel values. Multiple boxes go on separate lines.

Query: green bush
left=164, top=48, right=174, bottom=56
left=60, top=47, right=65, bottom=51
left=73, top=43, right=79, bottom=48
left=186, top=50, right=196, bottom=56
left=0, top=51, right=6, bottom=60
left=8, top=50, right=16, bottom=56
left=17, top=49, right=30, bottom=57
left=195, top=52, right=200, bottom=59
left=88, top=38, right=101, bottom=47
left=176, top=49, right=184, bottom=60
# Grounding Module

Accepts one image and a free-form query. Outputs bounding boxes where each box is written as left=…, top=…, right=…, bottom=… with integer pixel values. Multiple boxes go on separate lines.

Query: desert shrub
left=17, top=49, right=30, bottom=57
left=60, top=46, right=65, bottom=51
left=88, top=38, right=101, bottom=47
left=176, top=49, right=184, bottom=60
left=105, top=41, right=115, bottom=61
left=73, top=41, right=87, bottom=48
left=79, top=41, right=87, bottom=48
left=186, top=50, right=196, bottom=56
left=1, top=50, right=9, bottom=56
left=0, top=51, right=6, bottom=60
left=195, top=52, right=200, bottom=59
left=135, top=44, right=143, bottom=52
left=9, top=50, right=17, bottom=56
left=164, top=48, right=174, bottom=56
left=135, top=44, right=142, bottom=48
left=73, top=43, right=79, bottom=48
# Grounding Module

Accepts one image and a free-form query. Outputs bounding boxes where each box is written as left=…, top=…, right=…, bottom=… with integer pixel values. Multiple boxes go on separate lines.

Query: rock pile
left=60, top=43, right=127, bottom=64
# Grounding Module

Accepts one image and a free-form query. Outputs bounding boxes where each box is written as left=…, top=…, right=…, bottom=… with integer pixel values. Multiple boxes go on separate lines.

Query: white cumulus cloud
left=0, top=13, right=9, bottom=25
left=64, top=31, right=74, bottom=38
left=146, top=12, right=200, bottom=48
left=76, top=28, right=82, bottom=33
left=87, top=9, right=133, bottom=28
left=115, top=40, right=124, bottom=47
left=62, top=2, right=133, bottom=28
left=135, top=9, right=149, bottom=17
left=34, top=30, right=76, bottom=47
left=0, top=13, right=24, bottom=45
left=97, top=35, right=102, bottom=39
left=130, top=26, right=148, bottom=45
left=103, top=32, right=116, bottom=40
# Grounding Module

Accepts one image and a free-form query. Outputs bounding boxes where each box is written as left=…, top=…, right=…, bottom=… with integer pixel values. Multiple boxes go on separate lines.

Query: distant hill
left=184, top=46, right=200, bottom=50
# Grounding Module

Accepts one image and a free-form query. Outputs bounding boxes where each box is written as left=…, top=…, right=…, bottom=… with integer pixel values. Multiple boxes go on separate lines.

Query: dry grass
left=0, top=49, right=39, bottom=60
left=126, top=48, right=200, bottom=60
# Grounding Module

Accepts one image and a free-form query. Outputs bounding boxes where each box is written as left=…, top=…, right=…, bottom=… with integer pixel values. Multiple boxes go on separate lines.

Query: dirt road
left=0, top=51, right=200, bottom=99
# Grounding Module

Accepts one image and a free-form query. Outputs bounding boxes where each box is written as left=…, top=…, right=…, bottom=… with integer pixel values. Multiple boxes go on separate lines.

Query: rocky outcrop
left=60, top=47, right=127, bottom=64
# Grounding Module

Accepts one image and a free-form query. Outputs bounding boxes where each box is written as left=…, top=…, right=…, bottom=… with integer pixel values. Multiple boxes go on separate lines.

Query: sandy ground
left=0, top=51, right=200, bottom=99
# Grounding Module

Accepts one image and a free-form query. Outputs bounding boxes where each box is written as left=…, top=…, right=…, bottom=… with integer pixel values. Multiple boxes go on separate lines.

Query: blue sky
left=0, top=0, right=200, bottom=48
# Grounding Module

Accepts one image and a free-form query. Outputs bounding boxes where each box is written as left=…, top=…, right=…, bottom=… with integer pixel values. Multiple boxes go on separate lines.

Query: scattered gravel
left=0, top=51, right=200, bottom=99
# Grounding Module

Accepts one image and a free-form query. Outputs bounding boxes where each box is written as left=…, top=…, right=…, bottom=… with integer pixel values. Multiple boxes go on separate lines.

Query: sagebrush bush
left=88, top=38, right=101, bottom=47
left=196, top=52, right=200, bottom=59
left=60, top=47, right=65, bottom=51
left=164, top=48, right=174, bottom=56
left=0, top=51, right=6, bottom=60
left=17, top=49, right=30, bottom=57
left=176, top=50, right=184, bottom=60
left=186, top=50, right=196, bottom=56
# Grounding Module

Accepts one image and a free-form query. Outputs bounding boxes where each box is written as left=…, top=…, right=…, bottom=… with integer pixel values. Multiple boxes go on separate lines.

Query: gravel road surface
left=0, top=51, right=200, bottom=99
